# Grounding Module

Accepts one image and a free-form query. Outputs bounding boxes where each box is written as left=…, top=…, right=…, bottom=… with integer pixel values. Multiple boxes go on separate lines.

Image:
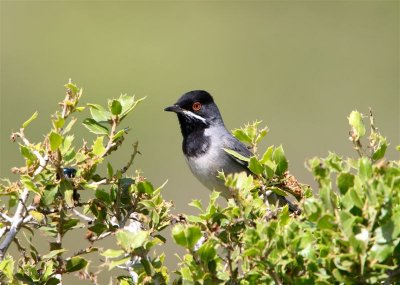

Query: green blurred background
left=1, top=0, right=398, bottom=282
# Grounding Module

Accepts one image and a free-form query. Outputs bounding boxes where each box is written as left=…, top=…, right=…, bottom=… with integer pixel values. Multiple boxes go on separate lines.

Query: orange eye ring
left=192, top=102, right=202, bottom=111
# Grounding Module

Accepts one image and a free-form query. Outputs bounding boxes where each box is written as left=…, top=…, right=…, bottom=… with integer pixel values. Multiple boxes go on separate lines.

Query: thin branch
left=0, top=187, right=29, bottom=260
left=0, top=212, right=13, bottom=223
left=120, top=141, right=140, bottom=174
left=88, top=231, right=112, bottom=243
left=72, top=209, right=93, bottom=223
left=0, top=129, right=48, bottom=260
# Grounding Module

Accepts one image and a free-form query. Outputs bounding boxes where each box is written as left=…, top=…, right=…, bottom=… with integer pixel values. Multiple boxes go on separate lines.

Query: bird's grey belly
left=185, top=148, right=247, bottom=199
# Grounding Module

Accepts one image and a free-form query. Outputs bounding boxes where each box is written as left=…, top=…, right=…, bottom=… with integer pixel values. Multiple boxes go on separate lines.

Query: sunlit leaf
left=49, top=131, right=62, bottom=151
left=82, top=118, right=109, bottom=135
left=22, top=111, right=38, bottom=128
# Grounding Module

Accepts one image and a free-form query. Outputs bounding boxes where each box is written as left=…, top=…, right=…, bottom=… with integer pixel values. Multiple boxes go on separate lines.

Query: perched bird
left=165, top=90, right=297, bottom=211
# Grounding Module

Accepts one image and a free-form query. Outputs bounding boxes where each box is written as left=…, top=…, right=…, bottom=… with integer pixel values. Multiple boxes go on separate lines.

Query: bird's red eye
left=192, top=102, right=202, bottom=111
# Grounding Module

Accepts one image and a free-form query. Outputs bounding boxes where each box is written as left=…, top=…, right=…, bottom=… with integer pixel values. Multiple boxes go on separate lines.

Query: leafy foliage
left=172, top=112, right=400, bottom=284
left=0, top=80, right=171, bottom=284
left=0, top=81, right=398, bottom=285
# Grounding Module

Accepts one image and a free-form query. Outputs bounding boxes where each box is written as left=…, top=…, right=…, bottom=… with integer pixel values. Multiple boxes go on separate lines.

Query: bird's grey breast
left=185, top=126, right=249, bottom=197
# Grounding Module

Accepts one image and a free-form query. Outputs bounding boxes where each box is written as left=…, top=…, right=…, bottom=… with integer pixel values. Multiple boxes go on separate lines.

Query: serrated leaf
left=109, top=99, right=122, bottom=115
left=349, top=111, right=366, bottom=140
left=232, top=129, right=252, bottom=143
left=53, top=117, right=65, bottom=129
left=22, top=111, right=38, bottom=128
left=189, top=199, right=203, bottom=211
left=49, top=132, right=63, bottom=151
left=66, top=257, right=88, bottom=272
left=82, top=118, right=109, bottom=135
left=120, top=95, right=145, bottom=120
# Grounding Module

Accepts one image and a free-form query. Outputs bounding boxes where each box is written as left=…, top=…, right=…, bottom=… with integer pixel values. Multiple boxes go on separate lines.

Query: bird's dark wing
left=222, top=135, right=253, bottom=169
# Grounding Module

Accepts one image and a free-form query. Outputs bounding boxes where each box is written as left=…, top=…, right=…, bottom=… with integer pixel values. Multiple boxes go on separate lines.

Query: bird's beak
left=164, top=105, right=183, bottom=113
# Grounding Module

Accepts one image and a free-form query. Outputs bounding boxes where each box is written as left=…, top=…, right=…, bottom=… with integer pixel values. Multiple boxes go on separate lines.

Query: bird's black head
left=165, top=90, right=224, bottom=137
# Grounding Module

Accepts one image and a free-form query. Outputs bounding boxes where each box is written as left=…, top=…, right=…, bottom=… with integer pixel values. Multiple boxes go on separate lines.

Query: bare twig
left=120, top=142, right=140, bottom=174
left=72, top=209, right=93, bottom=223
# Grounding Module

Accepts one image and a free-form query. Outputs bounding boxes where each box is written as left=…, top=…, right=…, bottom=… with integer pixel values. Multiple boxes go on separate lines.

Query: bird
left=165, top=90, right=298, bottom=212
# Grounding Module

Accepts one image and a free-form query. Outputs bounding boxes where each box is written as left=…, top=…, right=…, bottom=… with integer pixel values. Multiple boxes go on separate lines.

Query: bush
left=0, top=80, right=399, bottom=284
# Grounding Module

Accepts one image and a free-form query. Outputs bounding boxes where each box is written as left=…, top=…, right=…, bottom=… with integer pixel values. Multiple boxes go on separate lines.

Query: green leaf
left=22, top=111, right=38, bottom=128
left=172, top=225, right=202, bottom=249
left=95, top=189, right=111, bottom=204
left=42, top=249, right=67, bottom=259
left=337, top=172, right=354, bottom=195
left=92, top=136, right=105, bottom=156
left=272, top=145, right=288, bottom=176
left=359, top=157, right=372, bottom=180
left=371, top=136, right=387, bottom=161
left=29, top=210, right=44, bottom=223
left=82, top=118, right=109, bottom=135
left=21, top=176, right=40, bottom=194
left=198, top=241, right=217, bottom=262
left=60, top=180, right=74, bottom=207
left=349, top=111, right=366, bottom=140
left=0, top=256, right=14, bottom=281
left=49, top=131, right=63, bottom=151
left=267, top=186, right=287, bottom=197
left=65, top=257, right=88, bottom=272
left=112, top=129, right=126, bottom=142
left=232, top=129, right=252, bottom=144
left=119, top=95, right=145, bottom=119
left=223, top=148, right=250, bottom=162
left=107, top=162, right=113, bottom=178
left=248, top=157, right=264, bottom=175
left=109, top=99, right=122, bottom=115
left=62, top=117, right=77, bottom=135
left=88, top=103, right=112, bottom=122
left=189, top=199, right=203, bottom=211
left=88, top=223, right=107, bottom=236
left=53, top=117, right=65, bottom=129
left=260, top=145, right=274, bottom=164
left=101, top=249, right=124, bottom=258
left=116, top=230, right=149, bottom=251
left=20, top=145, right=37, bottom=162
left=172, top=224, right=187, bottom=247
left=137, top=181, right=154, bottom=194
left=109, top=256, right=131, bottom=270
left=64, top=81, right=79, bottom=95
